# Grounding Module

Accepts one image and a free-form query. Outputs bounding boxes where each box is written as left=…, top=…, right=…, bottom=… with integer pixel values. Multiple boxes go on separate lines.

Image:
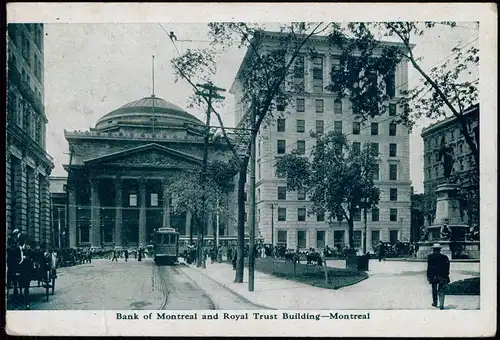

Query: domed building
left=63, top=96, right=235, bottom=248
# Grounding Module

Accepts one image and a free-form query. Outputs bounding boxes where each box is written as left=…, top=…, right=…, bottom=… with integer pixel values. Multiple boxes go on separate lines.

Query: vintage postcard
left=4, top=2, right=497, bottom=337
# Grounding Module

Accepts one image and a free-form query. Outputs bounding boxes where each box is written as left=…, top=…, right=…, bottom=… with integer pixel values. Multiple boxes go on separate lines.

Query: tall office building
left=6, top=24, right=54, bottom=247
left=230, top=31, right=412, bottom=252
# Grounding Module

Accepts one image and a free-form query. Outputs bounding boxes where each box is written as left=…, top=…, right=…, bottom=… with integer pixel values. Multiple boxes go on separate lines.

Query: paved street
left=6, top=258, right=264, bottom=310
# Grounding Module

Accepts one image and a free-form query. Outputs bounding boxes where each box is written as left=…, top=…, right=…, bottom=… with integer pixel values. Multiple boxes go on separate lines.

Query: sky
left=42, top=22, right=479, bottom=193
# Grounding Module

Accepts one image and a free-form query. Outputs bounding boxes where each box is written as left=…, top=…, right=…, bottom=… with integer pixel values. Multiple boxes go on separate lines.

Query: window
left=277, top=230, right=287, bottom=246
left=334, top=121, right=342, bottom=133
left=390, top=188, right=398, bottom=201
left=276, top=167, right=286, bottom=178
left=316, top=230, right=325, bottom=248
left=150, top=193, right=158, bottom=207
left=371, top=142, right=379, bottom=156
left=389, top=103, right=397, bottom=116
left=316, top=120, right=324, bottom=135
left=353, top=230, right=362, bottom=249
left=371, top=208, right=380, bottom=222
left=257, top=209, right=260, bottom=223
left=297, top=189, right=306, bottom=201
left=312, top=56, right=324, bottom=93
left=315, top=99, right=324, bottom=113
left=296, top=119, right=305, bottom=133
left=277, top=140, right=286, bottom=154
left=371, top=230, right=380, bottom=246
left=373, top=164, right=380, bottom=180
left=353, top=209, right=361, bottom=222
left=244, top=191, right=247, bottom=202
left=296, top=140, right=306, bottom=154
left=334, top=99, right=342, bottom=115
left=80, top=226, right=90, bottom=243
left=297, top=230, right=307, bottom=248
left=385, top=71, right=396, bottom=98
left=298, top=208, right=306, bottom=221
left=244, top=212, right=247, bottom=222
left=334, top=230, right=345, bottom=248
left=257, top=188, right=261, bottom=202
left=278, top=208, right=287, bottom=221
left=353, top=122, right=361, bottom=135
left=258, top=161, right=261, bottom=179
left=294, top=56, right=305, bottom=78
left=317, top=212, right=324, bottom=222
left=129, top=194, right=137, bottom=207
left=278, top=186, right=287, bottom=200
left=371, top=123, right=379, bottom=136
left=296, top=98, right=305, bottom=112
left=389, top=123, right=397, bottom=136
left=277, top=118, right=286, bottom=132
left=390, top=230, right=399, bottom=244
left=389, top=164, right=398, bottom=180
left=277, top=96, right=285, bottom=111
left=352, top=142, right=361, bottom=154
left=389, top=143, right=397, bottom=157
left=390, top=209, right=398, bottom=222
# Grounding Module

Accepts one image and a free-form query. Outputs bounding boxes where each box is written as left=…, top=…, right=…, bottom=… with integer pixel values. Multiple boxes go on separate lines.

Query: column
left=162, top=182, right=171, bottom=228
left=6, top=152, right=12, bottom=233
left=138, top=178, right=146, bottom=245
left=19, top=160, right=27, bottom=233
left=44, top=178, right=52, bottom=247
left=114, top=177, right=123, bottom=246
left=33, top=172, right=40, bottom=245
left=185, top=211, right=192, bottom=237
left=207, top=213, right=214, bottom=239
left=90, top=178, right=101, bottom=247
left=68, top=179, right=77, bottom=248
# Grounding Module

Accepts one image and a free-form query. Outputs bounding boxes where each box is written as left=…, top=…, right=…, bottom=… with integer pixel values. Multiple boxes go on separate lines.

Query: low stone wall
left=416, top=241, right=480, bottom=260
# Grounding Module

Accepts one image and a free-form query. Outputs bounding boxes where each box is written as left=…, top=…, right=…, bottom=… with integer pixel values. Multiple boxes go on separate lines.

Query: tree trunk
left=235, top=156, right=249, bottom=283
left=362, top=208, right=367, bottom=254
left=347, top=217, right=354, bottom=249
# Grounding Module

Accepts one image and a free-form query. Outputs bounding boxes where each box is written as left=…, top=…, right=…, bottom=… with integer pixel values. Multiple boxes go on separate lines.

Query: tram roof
left=156, top=227, right=179, bottom=233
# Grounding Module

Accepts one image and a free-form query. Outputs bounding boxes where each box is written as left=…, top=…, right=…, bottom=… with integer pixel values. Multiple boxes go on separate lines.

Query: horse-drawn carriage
left=7, top=232, right=57, bottom=309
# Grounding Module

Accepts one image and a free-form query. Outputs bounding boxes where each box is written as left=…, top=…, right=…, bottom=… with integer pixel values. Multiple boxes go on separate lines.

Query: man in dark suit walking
left=427, top=243, right=450, bottom=310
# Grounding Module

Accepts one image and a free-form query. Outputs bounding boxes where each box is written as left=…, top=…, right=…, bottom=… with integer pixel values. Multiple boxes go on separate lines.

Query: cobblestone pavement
left=6, top=257, right=262, bottom=310
left=7, top=258, right=164, bottom=310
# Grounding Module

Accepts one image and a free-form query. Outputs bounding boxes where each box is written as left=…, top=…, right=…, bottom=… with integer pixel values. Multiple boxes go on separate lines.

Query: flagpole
left=152, top=55, right=156, bottom=134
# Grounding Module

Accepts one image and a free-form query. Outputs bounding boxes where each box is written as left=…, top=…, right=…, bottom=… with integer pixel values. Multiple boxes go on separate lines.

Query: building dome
left=95, top=96, right=203, bottom=131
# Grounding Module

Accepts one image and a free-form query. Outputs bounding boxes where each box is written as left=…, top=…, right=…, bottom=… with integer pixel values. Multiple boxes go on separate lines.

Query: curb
left=181, top=263, right=275, bottom=310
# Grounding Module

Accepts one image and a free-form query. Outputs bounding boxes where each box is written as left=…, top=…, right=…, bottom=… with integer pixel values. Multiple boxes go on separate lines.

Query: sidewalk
left=189, top=259, right=480, bottom=310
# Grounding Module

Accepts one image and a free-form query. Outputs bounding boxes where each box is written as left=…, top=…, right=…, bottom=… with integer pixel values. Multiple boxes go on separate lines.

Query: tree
left=166, top=160, right=238, bottom=266
left=276, top=131, right=380, bottom=250
left=169, top=22, right=333, bottom=283
left=326, top=22, right=479, bottom=173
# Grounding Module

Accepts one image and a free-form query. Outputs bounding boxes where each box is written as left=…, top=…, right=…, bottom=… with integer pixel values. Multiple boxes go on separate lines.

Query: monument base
left=416, top=241, right=480, bottom=260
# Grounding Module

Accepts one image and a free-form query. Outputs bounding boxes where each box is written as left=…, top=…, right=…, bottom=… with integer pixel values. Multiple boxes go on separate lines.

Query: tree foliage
left=326, top=22, right=479, bottom=171
left=276, top=131, right=380, bottom=249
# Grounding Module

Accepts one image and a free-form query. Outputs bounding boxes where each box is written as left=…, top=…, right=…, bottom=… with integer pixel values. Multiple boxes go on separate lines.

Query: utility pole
left=268, top=203, right=276, bottom=257
left=248, top=97, right=258, bottom=292
left=196, top=82, right=226, bottom=269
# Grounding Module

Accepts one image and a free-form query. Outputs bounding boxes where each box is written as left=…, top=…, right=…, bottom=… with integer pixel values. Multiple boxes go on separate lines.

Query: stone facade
left=64, top=97, right=236, bottom=248
left=6, top=23, right=54, bottom=248
left=421, top=104, right=479, bottom=196
left=231, top=32, right=412, bottom=253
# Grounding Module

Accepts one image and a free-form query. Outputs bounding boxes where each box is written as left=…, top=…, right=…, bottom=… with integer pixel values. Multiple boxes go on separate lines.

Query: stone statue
left=438, top=136, right=454, bottom=178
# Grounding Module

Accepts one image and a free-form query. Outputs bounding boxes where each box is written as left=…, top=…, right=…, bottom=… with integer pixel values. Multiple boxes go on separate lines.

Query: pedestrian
left=426, top=243, right=450, bottom=310
left=111, top=248, right=118, bottom=262
left=232, top=251, right=237, bottom=270
left=378, top=241, right=385, bottom=262
left=124, top=248, right=129, bottom=262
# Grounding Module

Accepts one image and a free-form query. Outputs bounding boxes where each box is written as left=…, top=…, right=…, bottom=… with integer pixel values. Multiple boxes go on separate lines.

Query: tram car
left=153, top=227, right=179, bottom=265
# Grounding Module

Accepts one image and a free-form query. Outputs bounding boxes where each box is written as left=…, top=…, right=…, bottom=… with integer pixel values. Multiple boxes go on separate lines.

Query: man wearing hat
left=426, top=243, right=450, bottom=310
